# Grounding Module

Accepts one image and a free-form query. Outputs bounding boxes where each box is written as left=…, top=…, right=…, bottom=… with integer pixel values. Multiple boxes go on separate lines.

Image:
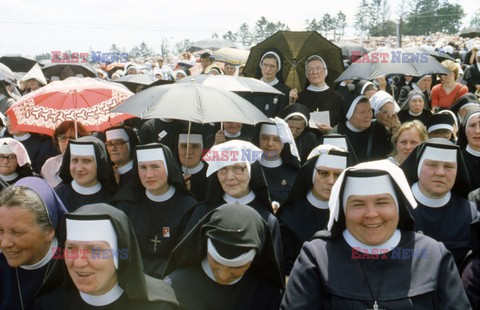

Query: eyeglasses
left=57, top=135, right=75, bottom=143
left=106, top=140, right=129, bottom=149
left=315, top=168, right=341, bottom=179
left=261, top=63, right=278, bottom=70
left=0, top=154, right=17, bottom=161
left=218, top=165, right=247, bottom=176
left=307, top=67, right=325, bottom=74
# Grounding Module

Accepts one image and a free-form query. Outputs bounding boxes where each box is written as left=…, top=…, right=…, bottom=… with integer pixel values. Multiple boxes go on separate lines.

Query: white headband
left=178, top=134, right=203, bottom=148
left=346, top=96, right=368, bottom=120
left=315, top=154, right=347, bottom=170
left=322, top=137, right=348, bottom=151
left=418, top=146, right=457, bottom=177
left=260, top=124, right=279, bottom=136
left=305, top=55, right=328, bottom=77
left=284, top=112, right=308, bottom=126
left=409, top=94, right=424, bottom=102
left=70, top=144, right=96, bottom=159
left=466, top=112, right=480, bottom=127
left=66, top=218, right=119, bottom=269
left=361, top=82, right=375, bottom=95
left=342, top=175, right=398, bottom=212
left=204, top=140, right=262, bottom=177
left=260, top=51, right=281, bottom=71
left=0, top=143, right=14, bottom=154
left=460, top=103, right=479, bottom=110
left=428, top=124, right=453, bottom=134
left=136, top=148, right=168, bottom=176
left=105, top=128, right=129, bottom=142
left=207, top=238, right=255, bottom=267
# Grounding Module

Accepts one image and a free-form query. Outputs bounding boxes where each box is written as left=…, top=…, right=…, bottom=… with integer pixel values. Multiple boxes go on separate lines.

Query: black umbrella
left=334, top=48, right=449, bottom=82
left=334, top=41, right=369, bottom=62
left=460, top=26, right=480, bottom=38
left=0, top=54, right=37, bottom=73
left=244, top=31, right=344, bottom=91
left=0, top=63, right=17, bottom=84
left=42, top=63, right=97, bottom=81
left=404, top=46, right=455, bottom=62
left=113, top=74, right=157, bottom=93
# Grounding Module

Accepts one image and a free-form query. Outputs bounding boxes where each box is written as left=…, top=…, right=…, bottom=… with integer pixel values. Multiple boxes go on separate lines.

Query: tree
left=175, top=39, right=193, bottom=54
left=320, top=13, right=334, bottom=39
left=223, top=31, right=237, bottom=42
left=35, top=53, right=51, bottom=61
left=335, top=12, right=347, bottom=40
left=305, top=19, right=321, bottom=32
left=129, top=41, right=155, bottom=59
left=471, top=9, right=480, bottom=27
left=109, top=44, right=122, bottom=54
left=238, top=23, right=253, bottom=47
left=355, top=0, right=372, bottom=37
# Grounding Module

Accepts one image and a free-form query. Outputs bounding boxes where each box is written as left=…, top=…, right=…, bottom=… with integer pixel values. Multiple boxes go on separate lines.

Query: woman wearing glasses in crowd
left=0, top=137, right=34, bottom=185
left=41, top=121, right=89, bottom=188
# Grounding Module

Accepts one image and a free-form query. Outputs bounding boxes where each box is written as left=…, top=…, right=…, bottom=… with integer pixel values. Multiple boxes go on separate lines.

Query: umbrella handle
left=184, top=121, right=192, bottom=175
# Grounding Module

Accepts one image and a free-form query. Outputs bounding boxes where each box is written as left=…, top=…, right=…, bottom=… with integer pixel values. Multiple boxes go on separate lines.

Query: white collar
left=0, top=171, right=19, bottom=182
left=182, top=161, right=205, bottom=175
left=224, top=130, right=241, bottom=138
left=306, top=190, right=329, bottom=209
left=72, top=180, right=102, bottom=195
left=201, top=257, right=242, bottom=285
left=20, top=238, right=58, bottom=270
left=116, top=160, right=133, bottom=175
left=346, top=121, right=365, bottom=133
left=343, top=229, right=401, bottom=254
left=261, top=77, right=279, bottom=86
left=259, top=157, right=283, bottom=168
left=146, top=185, right=175, bottom=202
left=412, top=182, right=451, bottom=208
left=223, top=191, right=255, bottom=205
left=408, top=110, right=423, bottom=116
left=13, top=133, right=31, bottom=142
left=79, top=283, right=124, bottom=306
left=307, top=84, right=329, bottom=92
left=466, top=145, right=480, bottom=157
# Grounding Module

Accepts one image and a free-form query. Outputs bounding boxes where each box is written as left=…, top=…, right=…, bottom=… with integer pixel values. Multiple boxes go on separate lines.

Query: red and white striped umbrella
left=6, top=77, right=135, bottom=136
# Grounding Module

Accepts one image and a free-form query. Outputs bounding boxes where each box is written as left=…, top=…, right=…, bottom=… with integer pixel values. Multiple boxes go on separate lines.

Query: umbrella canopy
left=6, top=77, right=134, bottom=136
left=460, top=26, right=480, bottom=38
left=0, top=63, right=17, bottom=84
left=42, top=63, right=97, bottom=81
left=212, top=48, right=250, bottom=65
left=404, top=46, right=454, bottom=62
left=334, top=48, right=450, bottom=82
left=175, top=74, right=283, bottom=94
left=0, top=54, right=37, bottom=73
left=112, top=83, right=269, bottom=125
left=188, top=38, right=236, bottom=52
left=244, top=31, right=344, bottom=91
left=113, top=74, right=157, bottom=93
left=334, top=41, right=369, bottom=61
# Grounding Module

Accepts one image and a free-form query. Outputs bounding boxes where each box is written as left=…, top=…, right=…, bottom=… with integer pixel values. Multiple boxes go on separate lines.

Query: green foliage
left=174, top=39, right=193, bottom=54
left=306, top=11, right=348, bottom=41
left=34, top=52, right=51, bottom=61
left=129, top=41, right=155, bottom=59
left=471, top=9, right=480, bottom=27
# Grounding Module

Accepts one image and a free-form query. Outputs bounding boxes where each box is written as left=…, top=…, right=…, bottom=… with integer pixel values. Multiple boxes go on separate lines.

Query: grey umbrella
left=175, top=74, right=283, bottom=94
left=188, top=38, right=236, bottom=52
left=0, top=63, right=17, bottom=84
left=334, top=48, right=449, bottom=82
left=460, top=26, right=480, bottom=38
left=0, top=54, right=37, bottom=73
left=112, top=83, right=269, bottom=125
left=113, top=74, right=157, bottom=93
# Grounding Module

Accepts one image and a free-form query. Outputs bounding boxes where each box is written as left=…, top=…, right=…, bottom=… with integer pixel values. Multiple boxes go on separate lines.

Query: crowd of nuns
left=1, top=49, right=480, bottom=310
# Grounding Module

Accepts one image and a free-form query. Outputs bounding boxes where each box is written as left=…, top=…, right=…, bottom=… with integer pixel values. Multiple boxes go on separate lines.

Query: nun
left=457, top=107, right=480, bottom=192
left=164, top=203, right=283, bottom=310
left=32, top=203, right=180, bottom=309
left=330, top=95, right=391, bottom=163
left=246, top=50, right=290, bottom=118
left=0, top=137, right=34, bottom=185
left=277, top=145, right=351, bottom=274
left=186, top=140, right=284, bottom=272
left=54, top=136, right=117, bottom=212
left=400, top=138, right=479, bottom=267
left=288, top=55, right=344, bottom=130
left=398, top=74, right=432, bottom=108
left=281, top=160, right=471, bottom=309
left=369, top=90, right=401, bottom=135
left=278, top=103, right=319, bottom=164
left=0, top=177, right=67, bottom=310
left=449, top=93, right=479, bottom=124
left=104, top=126, right=139, bottom=189
left=173, top=130, right=208, bottom=202
left=112, top=143, right=197, bottom=278
left=425, top=113, right=456, bottom=141
left=252, top=117, right=300, bottom=205
left=397, top=90, right=432, bottom=125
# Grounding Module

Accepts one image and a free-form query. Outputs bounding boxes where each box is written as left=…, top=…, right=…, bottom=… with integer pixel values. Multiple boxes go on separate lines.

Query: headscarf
left=163, top=203, right=283, bottom=288
left=370, top=90, right=400, bottom=116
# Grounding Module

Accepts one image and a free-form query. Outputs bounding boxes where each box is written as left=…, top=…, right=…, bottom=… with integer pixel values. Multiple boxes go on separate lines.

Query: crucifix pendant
left=150, top=234, right=161, bottom=252
left=368, top=301, right=385, bottom=310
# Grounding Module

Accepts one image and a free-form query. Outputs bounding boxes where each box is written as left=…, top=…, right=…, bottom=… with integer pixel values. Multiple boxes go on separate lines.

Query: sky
left=0, top=0, right=478, bottom=57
